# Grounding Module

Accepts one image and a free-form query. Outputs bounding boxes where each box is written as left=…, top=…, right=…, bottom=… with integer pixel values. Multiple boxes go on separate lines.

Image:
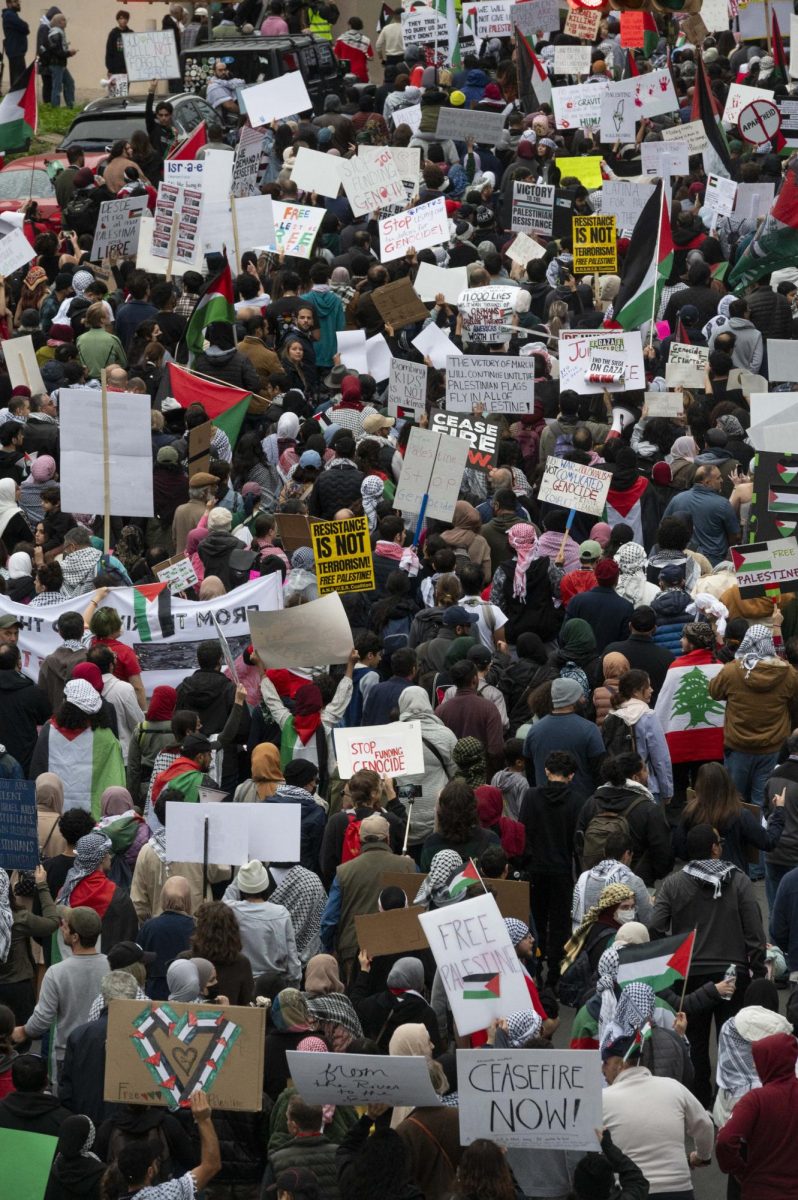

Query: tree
left=671, top=667, right=725, bottom=728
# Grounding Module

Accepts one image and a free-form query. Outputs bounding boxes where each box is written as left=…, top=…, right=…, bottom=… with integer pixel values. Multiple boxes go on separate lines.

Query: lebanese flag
left=0, top=62, right=37, bottom=153
left=166, top=362, right=252, bottom=446
left=167, top=121, right=207, bottom=161
left=654, top=655, right=725, bottom=763
left=616, top=931, right=696, bottom=991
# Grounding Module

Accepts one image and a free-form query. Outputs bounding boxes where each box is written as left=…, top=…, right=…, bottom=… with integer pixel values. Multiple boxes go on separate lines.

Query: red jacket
left=716, top=1033, right=798, bottom=1200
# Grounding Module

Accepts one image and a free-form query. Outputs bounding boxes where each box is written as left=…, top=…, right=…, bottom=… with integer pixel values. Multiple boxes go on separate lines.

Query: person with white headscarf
left=5, top=551, right=34, bottom=603
left=614, top=543, right=660, bottom=608
left=667, top=435, right=700, bottom=491
left=396, top=688, right=457, bottom=847
left=0, top=478, right=31, bottom=554
left=167, top=956, right=217, bottom=1002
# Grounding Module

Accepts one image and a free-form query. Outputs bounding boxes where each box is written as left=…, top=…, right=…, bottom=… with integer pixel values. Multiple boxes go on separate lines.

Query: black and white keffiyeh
left=683, top=859, right=737, bottom=899
left=271, top=866, right=327, bottom=962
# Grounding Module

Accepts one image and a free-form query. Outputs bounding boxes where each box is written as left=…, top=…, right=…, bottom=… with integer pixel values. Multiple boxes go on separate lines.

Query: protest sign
left=338, top=151, right=405, bottom=217
left=605, top=70, right=678, bottom=119
left=241, top=71, right=312, bottom=125
left=620, top=10, right=645, bottom=45
left=506, top=232, right=546, bottom=265
left=231, top=195, right=276, bottom=261
left=444, top=356, right=535, bottom=416
left=364, top=333, right=393, bottom=383
left=105, top=999, right=265, bottom=1111
left=600, top=181, right=651, bottom=234
left=558, top=332, right=645, bottom=395
left=706, top=173, right=738, bottom=215
left=430, top=412, right=500, bottom=472
left=0, top=227, right=35, bottom=276
left=274, top=513, right=313, bottom=553
left=564, top=7, right=601, bottom=37
left=554, top=45, right=592, bottom=75
left=662, top=120, right=708, bottom=154
left=401, top=7, right=447, bottom=44
left=723, top=82, right=774, bottom=127
left=411, top=322, right=463, bottom=370
left=458, top=285, right=516, bottom=345
left=382, top=871, right=530, bottom=922
left=360, top=144, right=422, bottom=183
left=738, top=97, right=781, bottom=147
left=90, top=194, right=148, bottom=261
left=419, top=892, right=533, bottom=1037
left=457, top=1049, right=602, bottom=1149
left=269, top=202, right=325, bottom=258
left=732, top=537, right=798, bottom=597
left=395, top=102, right=422, bottom=135
left=288, top=1051, right=441, bottom=1107
left=700, top=0, right=730, bottom=29
left=600, top=90, right=636, bottom=143
left=733, top=182, right=775, bottom=220
left=436, top=106, right=507, bottom=144
left=767, top=340, right=798, bottom=382
left=60, top=389, right=153, bottom=519
left=248, top=592, right=352, bottom=670
left=3, top=334, right=45, bottom=394
left=379, top=196, right=449, bottom=263
left=554, top=156, right=603, bottom=189
left=750, top=392, right=798, bottom=427
left=166, top=801, right=251, bottom=866
left=136, top=215, right=198, bottom=276
left=641, top=142, right=690, bottom=177
left=310, top=516, right=376, bottom=596
left=681, top=12, right=709, bottom=43
left=355, top=906, right=429, bottom=957
left=511, top=182, right=555, bottom=237
left=552, top=82, right=607, bottom=130
left=665, top=342, right=708, bottom=387
left=0, top=779, right=37, bottom=871
left=249, top=804, right=302, bottom=863
left=187, top=420, right=212, bottom=479
left=538, top=455, right=611, bottom=517
left=749, top=419, right=798, bottom=454
left=645, top=392, right=684, bottom=417
left=0, top=1129, right=57, bottom=1200
left=474, top=0, right=513, bottom=36
left=231, top=126, right=264, bottom=198
left=512, top=0, right=559, bottom=33
left=371, top=277, right=428, bottom=329
left=388, top=357, right=428, bottom=416
left=123, top=31, right=180, bottom=81
left=193, top=149, right=234, bottom=255
left=334, top=721, right=424, bottom=779
left=154, top=553, right=200, bottom=595
left=163, top=159, right=205, bottom=184
left=393, top=426, right=469, bottom=521
left=2, top=574, right=283, bottom=694
left=414, top=262, right=469, bottom=305
left=290, top=148, right=343, bottom=198
left=337, top=330, right=369, bottom=374
left=152, top=180, right=203, bottom=264
left=749, top=451, right=798, bottom=541
left=572, top=215, right=617, bottom=274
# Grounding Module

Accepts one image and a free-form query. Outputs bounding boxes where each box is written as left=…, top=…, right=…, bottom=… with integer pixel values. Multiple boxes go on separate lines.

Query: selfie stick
left=402, top=795, right=415, bottom=854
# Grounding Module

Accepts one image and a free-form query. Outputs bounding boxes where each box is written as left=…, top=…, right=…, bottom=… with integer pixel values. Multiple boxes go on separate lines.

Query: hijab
left=508, top=523, right=538, bottom=600
left=271, top=987, right=313, bottom=1032
left=591, top=522, right=612, bottom=548
left=389, top=1022, right=432, bottom=1058
left=8, top=551, right=32, bottom=579
left=167, top=957, right=214, bottom=1002
left=146, top=685, right=178, bottom=722
left=59, top=832, right=111, bottom=906
left=398, top=685, right=447, bottom=731
left=48, top=1115, right=105, bottom=1196
left=601, top=652, right=630, bottom=682
left=199, top=575, right=226, bottom=599
left=36, top=772, right=64, bottom=813
left=160, top=875, right=193, bottom=914
left=250, top=742, right=284, bottom=799
left=557, top=618, right=596, bottom=664
left=304, top=953, right=345, bottom=995
left=0, top=477, right=22, bottom=539
left=387, top=957, right=425, bottom=994
left=475, top=785, right=526, bottom=858
left=668, top=435, right=699, bottom=464
left=100, top=787, right=133, bottom=817
left=614, top=543, right=649, bottom=607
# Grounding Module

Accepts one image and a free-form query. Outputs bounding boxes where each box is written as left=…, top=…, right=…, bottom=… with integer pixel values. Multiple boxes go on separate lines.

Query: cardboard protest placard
left=334, top=721, right=424, bottom=778
left=90, top=194, right=148, bottom=261
left=231, top=126, right=264, bottom=198
left=645, top=392, right=684, bottom=418
left=249, top=593, right=353, bottom=670
left=731, top=537, right=798, bottom=597
left=419, top=893, right=533, bottom=1037
left=3, top=334, right=45, bottom=394
left=388, top=358, right=428, bottom=416
left=371, top=277, right=428, bottom=329
left=392, top=426, right=469, bottom=521
left=552, top=83, right=607, bottom=131
left=511, top=182, right=556, bottom=237
left=436, top=106, right=508, bottom=145
left=0, top=779, right=37, bottom=870
left=430, top=412, right=500, bottom=472
left=698, top=0, right=729, bottom=29
left=310, top=516, right=376, bottom=596
left=512, top=0, right=559, bottom=33
left=662, top=120, right=708, bottom=154
left=538, top=455, right=611, bottom=518
left=400, top=7, right=447, bottom=44
left=269, top=202, right=325, bottom=259
left=0, top=1129, right=57, bottom=1200
left=572, top=215, right=617, bottom=274
left=381, top=871, right=530, bottom=922
left=274, top=513, right=313, bottom=553
left=288, top=1051, right=441, bottom=1107
left=338, top=151, right=405, bottom=218
left=457, top=1048, right=602, bottom=1149
left=414, top=262, right=469, bottom=305
left=105, top=998, right=266, bottom=1111
left=355, top=906, right=429, bottom=956
left=641, top=142, right=689, bottom=178
left=458, top=285, right=516, bottom=345
left=563, top=7, right=601, bottom=37
left=665, top=342, right=708, bottom=387
left=153, top=554, right=200, bottom=595
left=60, top=390, right=153, bottom=519
left=749, top=392, right=798, bottom=427
left=241, top=71, right=312, bottom=125
left=682, top=12, right=709, bottom=43
left=558, top=331, right=644, bottom=395
left=553, top=45, right=592, bottom=75
left=187, top=419, right=212, bottom=478
left=0, top=227, right=36, bottom=276
left=767, top=340, right=798, bottom=382
left=444, top=356, right=535, bottom=416
left=379, top=197, right=449, bottom=264
left=123, top=31, right=180, bottom=81
left=506, top=232, right=546, bottom=266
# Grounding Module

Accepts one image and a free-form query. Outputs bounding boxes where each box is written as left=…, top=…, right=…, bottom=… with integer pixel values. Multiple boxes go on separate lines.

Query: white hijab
left=0, top=478, right=22, bottom=540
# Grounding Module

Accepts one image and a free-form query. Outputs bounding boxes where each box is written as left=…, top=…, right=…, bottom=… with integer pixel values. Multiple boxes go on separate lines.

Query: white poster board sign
left=231, top=126, right=264, bottom=198
left=3, top=334, right=45, bottom=395
left=419, top=892, right=533, bottom=1037
left=123, top=31, right=180, bottom=82
left=665, top=342, right=708, bottom=386
left=722, top=82, right=774, bottom=127
left=605, top=70, right=678, bottom=120
left=558, top=331, right=645, bottom=395
left=379, top=197, right=449, bottom=263
left=246, top=803, right=301, bottom=862
left=413, top=262, right=469, bottom=305
left=662, top=120, right=708, bottom=154
left=511, top=182, right=555, bottom=237
left=445, top=356, right=535, bottom=415
left=474, top=0, right=513, bottom=36
left=600, top=181, right=651, bottom=234
left=538, top=455, right=611, bottom=517
left=240, top=71, right=312, bottom=125
left=436, top=106, right=508, bottom=145
left=165, top=801, right=250, bottom=866
left=388, top=357, right=428, bottom=415
left=706, top=173, right=738, bottom=215
left=411, top=322, right=463, bottom=371
left=288, top=1051, right=441, bottom=1106
left=392, top=426, right=469, bottom=521
left=291, top=147, right=343, bottom=198
left=268, top=202, right=326, bottom=259
left=334, top=722, right=424, bottom=779
left=641, top=142, right=690, bottom=177
left=136, top=214, right=201, bottom=275
left=458, top=286, right=516, bottom=345
left=552, top=82, right=607, bottom=130
left=0, top=227, right=35, bottom=277
left=553, top=45, right=591, bottom=75
left=645, top=391, right=684, bottom=417
left=767, top=340, right=798, bottom=382
left=457, top=1049, right=602, bottom=1150
left=90, top=194, right=148, bottom=261
left=59, top=389, right=154, bottom=518
left=232, top=195, right=276, bottom=258
left=338, top=151, right=405, bottom=218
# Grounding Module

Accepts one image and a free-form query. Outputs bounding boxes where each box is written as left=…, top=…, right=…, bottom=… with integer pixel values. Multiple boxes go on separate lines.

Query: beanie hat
left=595, top=558, right=620, bottom=587
left=207, top=506, right=232, bottom=531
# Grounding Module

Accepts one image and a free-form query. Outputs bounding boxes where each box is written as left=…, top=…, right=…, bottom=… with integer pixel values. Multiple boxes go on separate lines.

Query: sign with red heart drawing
left=105, top=1000, right=266, bottom=1111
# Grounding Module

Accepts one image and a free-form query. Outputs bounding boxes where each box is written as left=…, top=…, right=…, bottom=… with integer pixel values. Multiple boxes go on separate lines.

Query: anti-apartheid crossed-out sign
left=310, top=516, right=376, bottom=595
left=572, top=215, right=617, bottom=274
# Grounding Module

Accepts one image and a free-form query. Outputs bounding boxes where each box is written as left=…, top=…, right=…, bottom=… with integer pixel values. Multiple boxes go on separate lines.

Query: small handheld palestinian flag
left=616, top=929, right=695, bottom=991
left=463, top=973, right=501, bottom=1000
left=446, top=858, right=486, bottom=898
left=624, top=1020, right=653, bottom=1060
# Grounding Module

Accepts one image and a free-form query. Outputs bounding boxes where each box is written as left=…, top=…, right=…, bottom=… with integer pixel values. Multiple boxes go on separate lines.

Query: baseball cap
left=107, top=941, right=156, bottom=969
left=0, top=615, right=20, bottom=629
left=156, top=445, right=179, bottom=465
left=660, top=562, right=686, bottom=585
left=443, top=604, right=479, bottom=628
left=551, top=677, right=583, bottom=709
left=579, top=539, right=602, bottom=563
left=360, top=813, right=390, bottom=841
left=182, top=732, right=213, bottom=757
left=467, top=644, right=492, bottom=666
left=65, top=907, right=102, bottom=938
left=299, top=449, right=322, bottom=469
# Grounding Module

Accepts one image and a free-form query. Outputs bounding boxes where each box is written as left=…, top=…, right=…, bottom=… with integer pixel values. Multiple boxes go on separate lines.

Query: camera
left=396, top=783, right=422, bottom=802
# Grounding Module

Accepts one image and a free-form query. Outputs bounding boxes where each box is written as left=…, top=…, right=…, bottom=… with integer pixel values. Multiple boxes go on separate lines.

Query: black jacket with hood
left=0, top=1088, right=71, bottom=1135
left=519, top=781, right=584, bottom=875
left=197, top=529, right=242, bottom=590
left=0, top=670, right=51, bottom=772
left=576, top=782, right=673, bottom=885
left=176, top=668, right=236, bottom=736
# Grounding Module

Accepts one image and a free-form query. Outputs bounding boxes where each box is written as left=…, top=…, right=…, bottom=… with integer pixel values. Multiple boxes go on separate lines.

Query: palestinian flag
left=769, top=485, right=798, bottom=514
left=775, top=521, right=798, bottom=537
left=605, top=182, right=674, bottom=334
left=772, top=11, right=789, bottom=88
left=45, top=725, right=127, bottom=821
left=624, top=1020, right=653, bottom=1060
left=463, top=972, right=501, bottom=1000
left=447, top=859, right=482, bottom=898
left=677, top=318, right=691, bottom=345
left=690, top=60, right=733, bottom=179
left=167, top=120, right=207, bottom=161
left=778, top=463, right=798, bottom=485
left=166, top=362, right=252, bottom=446
left=516, top=30, right=551, bottom=111
left=729, top=159, right=798, bottom=291
left=133, top=583, right=174, bottom=643
left=616, top=930, right=696, bottom=991
left=654, top=661, right=724, bottom=763
left=624, top=49, right=639, bottom=79
left=710, top=261, right=729, bottom=282
left=185, top=259, right=236, bottom=359
left=0, top=62, right=37, bottom=153
left=96, top=811, right=145, bottom=855
left=377, top=3, right=394, bottom=30
left=152, top=755, right=205, bottom=804
left=433, top=0, right=459, bottom=68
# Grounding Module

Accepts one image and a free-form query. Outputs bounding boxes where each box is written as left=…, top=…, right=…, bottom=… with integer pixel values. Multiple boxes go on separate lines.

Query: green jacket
left=77, top=328, right=127, bottom=380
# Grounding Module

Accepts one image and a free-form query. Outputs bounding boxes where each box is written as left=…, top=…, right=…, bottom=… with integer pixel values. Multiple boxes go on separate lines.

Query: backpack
left=601, top=712, right=637, bottom=758
left=341, top=812, right=362, bottom=863
left=382, top=612, right=412, bottom=657
left=579, top=793, right=648, bottom=870
left=559, top=662, right=590, bottom=700
left=553, top=427, right=575, bottom=457
left=314, top=0, right=340, bottom=21
left=62, top=193, right=98, bottom=236
left=559, top=925, right=615, bottom=1008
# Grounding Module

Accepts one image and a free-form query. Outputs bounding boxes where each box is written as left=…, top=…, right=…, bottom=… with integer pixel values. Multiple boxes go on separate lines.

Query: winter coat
left=393, top=710, right=457, bottom=845
left=747, top=288, right=794, bottom=340
left=709, top=657, right=798, bottom=754
left=337, top=1115, right=425, bottom=1200
left=610, top=698, right=673, bottom=799
left=491, top=556, right=561, bottom=644
left=59, top=1011, right=116, bottom=1127
left=770, top=865, right=798, bottom=971
left=674, top=806, right=784, bottom=875
left=300, top=288, right=345, bottom=368
left=764, top=757, right=798, bottom=868
left=176, top=669, right=237, bottom=737
left=265, top=1134, right=340, bottom=1200
left=197, top=529, right=242, bottom=589
left=565, top=587, right=634, bottom=654
left=0, top=1089, right=70, bottom=1136
left=349, top=980, right=442, bottom=1054
left=650, top=864, right=766, bottom=978
left=651, top=587, right=694, bottom=654
left=576, top=781, right=673, bottom=885
left=482, top=512, right=529, bottom=576
left=0, top=670, right=51, bottom=772
left=264, top=784, right=325, bottom=873
left=189, top=347, right=261, bottom=393
left=519, top=780, right=584, bottom=875
left=308, top=461, right=365, bottom=519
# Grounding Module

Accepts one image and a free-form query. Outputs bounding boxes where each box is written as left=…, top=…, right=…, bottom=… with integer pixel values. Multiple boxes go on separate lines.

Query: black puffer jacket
left=308, top=461, right=365, bottom=519
left=197, top=529, right=242, bottom=589
left=176, top=668, right=235, bottom=735
left=191, top=347, right=262, bottom=394
left=349, top=978, right=443, bottom=1054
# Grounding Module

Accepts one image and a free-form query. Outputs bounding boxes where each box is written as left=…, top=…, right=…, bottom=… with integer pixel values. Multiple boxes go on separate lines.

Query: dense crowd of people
left=0, top=0, right=798, bottom=1197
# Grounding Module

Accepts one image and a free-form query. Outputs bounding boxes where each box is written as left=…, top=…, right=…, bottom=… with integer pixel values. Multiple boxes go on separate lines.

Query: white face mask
left=617, top=908, right=637, bottom=923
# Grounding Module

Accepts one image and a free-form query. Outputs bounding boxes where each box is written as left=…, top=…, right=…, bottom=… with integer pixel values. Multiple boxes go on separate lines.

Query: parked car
left=0, top=158, right=63, bottom=228
left=58, top=93, right=218, bottom=153
left=181, top=34, right=344, bottom=115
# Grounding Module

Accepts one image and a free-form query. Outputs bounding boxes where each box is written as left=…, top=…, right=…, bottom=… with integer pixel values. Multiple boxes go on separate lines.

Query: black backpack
left=602, top=712, right=637, bottom=758
left=62, top=193, right=98, bottom=236
left=559, top=926, right=614, bottom=1008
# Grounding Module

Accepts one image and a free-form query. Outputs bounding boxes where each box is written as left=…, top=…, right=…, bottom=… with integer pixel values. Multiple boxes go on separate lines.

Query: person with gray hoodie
left=708, top=298, right=764, bottom=374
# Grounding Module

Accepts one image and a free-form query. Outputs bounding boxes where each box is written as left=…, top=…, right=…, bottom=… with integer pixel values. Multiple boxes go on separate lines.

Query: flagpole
left=677, top=927, right=697, bottom=1012
left=647, top=181, right=665, bottom=349
left=470, top=857, right=488, bottom=894
left=101, top=368, right=111, bottom=555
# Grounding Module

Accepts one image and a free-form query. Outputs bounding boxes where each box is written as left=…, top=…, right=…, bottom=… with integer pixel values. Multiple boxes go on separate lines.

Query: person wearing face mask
left=559, top=884, right=638, bottom=1008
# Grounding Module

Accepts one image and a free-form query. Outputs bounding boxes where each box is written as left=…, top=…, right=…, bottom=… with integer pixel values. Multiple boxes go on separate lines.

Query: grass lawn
left=6, top=104, right=82, bottom=160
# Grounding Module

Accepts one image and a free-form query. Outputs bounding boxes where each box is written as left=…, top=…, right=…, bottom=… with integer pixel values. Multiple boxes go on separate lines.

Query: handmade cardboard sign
left=90, top=195, right=148, bottom=261
left=371, top=277, right=428, bottom=329
left=731, top=537, right=798, bottom=597
left=123, top=31, right=180, bottom=81
left=334, top=721, right=424, bottom=778
left=393, top=426, right=468, bottom=521
left=381, top=871, right=530, bottom=921
left=105, top=999, right=266, bottom=1111
left=538, top=455, right=611, bottom=518
left=388, top=358, right=428, bottom=416
left=274, top=513, right=313, bottom=553
left=665, top=343, right=708, bottom=387
left=444, top=356, right=534, bottom=415
left=310, top=516, right=376, bottom=596
left=153, top=554, right=200, bottom=595
left=287, top=1051, right=441, bottom=1107
left=355, top=906, right=429, bottom=956
left=248, top=593, right=353, bottom=669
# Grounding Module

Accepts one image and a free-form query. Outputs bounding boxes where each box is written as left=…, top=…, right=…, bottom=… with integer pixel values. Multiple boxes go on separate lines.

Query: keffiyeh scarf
left=271, top=866, right=327, bottom=963
left=683, top=858, right=737, bottom=899
left=0, top=869, right=13, bottom=964
left=735, top=624, right=776, bottom=675
left=413, top=850, right=464, bottom=907
left=508, top=523, right=538, bottom=601
left=59, top=833, right=112, bottom=906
